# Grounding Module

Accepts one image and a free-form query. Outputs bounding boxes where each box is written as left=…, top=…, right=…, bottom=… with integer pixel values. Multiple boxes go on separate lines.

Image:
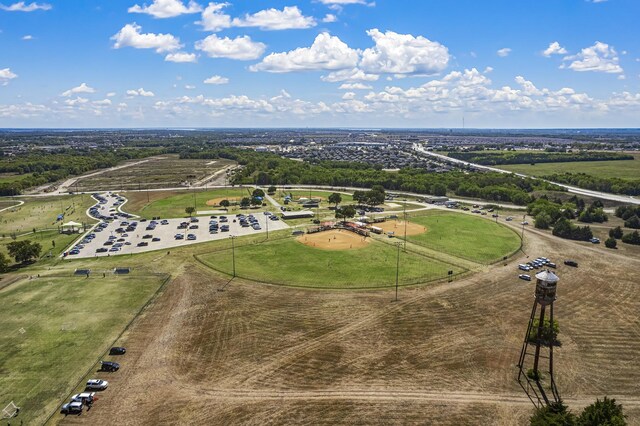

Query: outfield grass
left=122, top=188, right=253, bottom=219
left=499, top=154, right=640, bottom=180
left=0, top=274, right=166, bottom=425
left=198, top=236, right=464, bottom=289
left=407, top=211, right=521, bottom=264
left=0, top=195, right=97, bottom=236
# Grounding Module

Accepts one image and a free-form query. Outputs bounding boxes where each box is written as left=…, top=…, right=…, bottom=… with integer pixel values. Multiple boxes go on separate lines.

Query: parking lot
left=64, top=193, right=290, bottom=259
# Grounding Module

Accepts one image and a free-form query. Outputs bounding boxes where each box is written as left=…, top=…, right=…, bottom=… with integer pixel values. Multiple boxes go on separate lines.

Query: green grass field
left=122, top=188, right=253, bottom=219
left=0, top=274, right=165, bottom=425
left=499, top=155, right=640, bottom=180
left=275, top=189, right=354, bottom=204
left=407, top=211, right=521, bottom=264
left=198, top=237, right=464, bottom=289
left=0, top=195, right=97, bottom=236
left=0, top=230, right=80, bottom=265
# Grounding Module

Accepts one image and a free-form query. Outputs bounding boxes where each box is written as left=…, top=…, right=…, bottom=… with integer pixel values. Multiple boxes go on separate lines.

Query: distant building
left=424, top=196, right=449, bottom=204
left=281, top=210, right=315, bottom=219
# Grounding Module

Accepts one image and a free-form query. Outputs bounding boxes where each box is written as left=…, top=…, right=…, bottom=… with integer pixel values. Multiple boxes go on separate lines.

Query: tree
left=335, top=205, right=356, bottom=223
left=328, top=192, right=342, bottom=209
left=185, top=206, right=195, bottom=217
left=530, top=400, right=576, bottom=426
left=352, top=190, right=366, bottom=205
left=250, top=197, right=262, bottom=206
left=267, top=185, right=276, bottom=194
left=432, top=183, right=447, bottom=196
left=219, top=199, right=230, bottom=208
left=621, top=230, right=640, bottom=245
left=0, top=252, right=9, bottom=272
left=252, top=188, right=265, bottom=198
left=6, top=240, right=42, bottom=264
left=624, top=215, right=640, bottom=229
left=534, top=212, right=552, bottom=230
left=577, top=397, right=626, bottom=426
left=609, top=226, right=624, bottom=239
left=605, top=237, right=617, bottom=249
left=240, top=197, right=251, bottom=208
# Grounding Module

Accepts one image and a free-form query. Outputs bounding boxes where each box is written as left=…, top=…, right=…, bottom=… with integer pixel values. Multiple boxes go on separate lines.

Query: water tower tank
left=535, top=270, right=558, bottom=306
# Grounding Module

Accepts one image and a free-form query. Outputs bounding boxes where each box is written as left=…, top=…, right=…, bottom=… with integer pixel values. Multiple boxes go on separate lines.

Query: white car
left=71, top=392, right=96, bottom=404
left=86, top=379, right=108, bottom=390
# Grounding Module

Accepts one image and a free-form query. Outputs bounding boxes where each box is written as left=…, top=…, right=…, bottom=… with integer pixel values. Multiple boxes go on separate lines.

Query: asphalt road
left=412, top=144, right=640, bottom=205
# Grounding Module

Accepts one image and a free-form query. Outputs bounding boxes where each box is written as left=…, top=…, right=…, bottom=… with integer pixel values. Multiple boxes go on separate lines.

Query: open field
left=198, top=233, right=464, bottom=288
left=0, top=195, right=97, bottom=235
left=73, top=155, right=236, bottom=191
left=0, top=199, right=20, bottom=210
left=0, top=230, right=80, bottom=266
left=55, top=225, right=640, bottom=425
left=0, top=273, right=166, bottom=425
left=122, top=188, right=253, bottom=219
left=407, top=211, right=522, bottom=264
left=500, top=154, right=640, bottom=180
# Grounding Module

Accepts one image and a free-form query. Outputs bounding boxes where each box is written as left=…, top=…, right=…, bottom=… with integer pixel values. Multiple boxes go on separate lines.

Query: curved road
left=412, top=144, right=640, bottom=205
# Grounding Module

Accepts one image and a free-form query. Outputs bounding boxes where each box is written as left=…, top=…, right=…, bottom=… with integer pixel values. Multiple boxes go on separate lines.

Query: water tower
left=517, top=269, right=561, bottom=408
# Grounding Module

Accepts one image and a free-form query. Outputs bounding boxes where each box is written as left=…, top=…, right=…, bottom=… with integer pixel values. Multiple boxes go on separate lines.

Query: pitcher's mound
left=297, top=229, right=370, bottom=251
left=206, top=197, right=240, bottom=206
left=377, top=220, right=426, bottom=237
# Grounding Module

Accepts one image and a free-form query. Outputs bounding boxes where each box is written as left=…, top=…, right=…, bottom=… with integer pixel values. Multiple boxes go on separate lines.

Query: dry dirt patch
left=297, top=229, right=370, bottom=250
left=377, top=219, right=426, bottom=237
left=206, top=197, right=241, bottom=206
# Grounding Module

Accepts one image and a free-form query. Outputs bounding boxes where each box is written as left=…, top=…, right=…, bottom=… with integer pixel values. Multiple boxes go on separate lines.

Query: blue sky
left=0, top=0, right=639, bottom=128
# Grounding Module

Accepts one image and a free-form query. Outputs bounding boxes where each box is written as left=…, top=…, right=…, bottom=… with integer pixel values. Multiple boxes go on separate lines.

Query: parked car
left=152, top=237, right=161, bottom=242
left=96, top=247, right=108, bottom=253
left=137, top=241, right=149, bottom=247
left=564, top=260, right=578, bottom=267
left=519, top=274, right=532, bottom=281
left=60, top=401, right=84, bottom=415
left=100, top=361, right=120, bottom=372
left=85, top=379, right=108, bottom=391
left=142, top=234, right=153, bottom=239
left=109, top=346, right=126, bottom=355
left=187, top=234, right=197, bottom=240
left=71, top=392, right=96, bottom=405
left=589, top=237, right=600, bottom=244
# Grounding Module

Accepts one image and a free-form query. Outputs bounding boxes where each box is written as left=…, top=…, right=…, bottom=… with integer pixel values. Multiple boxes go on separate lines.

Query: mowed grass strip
left=0, top=195, right=97, bottom=235
left=123, top=188, right=251, bottom=219
left=499, top=155, right=640, bottom=180
left=0, top=274, right=165, bottom=425
left=198, top=237, right=463, bottom=289
left=407, top=212, right=521, bottom=264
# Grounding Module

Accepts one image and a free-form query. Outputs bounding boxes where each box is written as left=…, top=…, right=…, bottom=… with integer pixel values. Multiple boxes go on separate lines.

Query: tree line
left=180, top=148, right=561, bottom=206
left=544, top=172, right=640, bottom=196
left=448, top=151, right=633, bottom=166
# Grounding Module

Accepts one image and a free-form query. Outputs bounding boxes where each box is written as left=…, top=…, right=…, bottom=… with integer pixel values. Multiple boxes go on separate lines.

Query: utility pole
left=395, top=242, right=401, bottom=302
left=230, top=235, right=237, bottom=277
left=265, top=215, right=269, bottom=240
left=403, top=198, right=408, bottom=252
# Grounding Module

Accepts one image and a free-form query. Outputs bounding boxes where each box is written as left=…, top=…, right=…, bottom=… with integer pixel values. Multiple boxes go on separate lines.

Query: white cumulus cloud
left=360, top=29, right=450, bottom=75
left=0, top=68, right=18, bottom=86
left=338, top=82, right=372, bottom=90
left=322, top=13, right=337, bottom=23
left=165, top=52, right=197, bottom=63
left=128, top=0, right=201, bottom=18
left=126, top=88, right=155, bottom=97
left=232, top=6, right=316, bottom=30
left=563, top=41, right=623, bottom=74
left=111, top=23, right=182, bottom=53
left=497, top=47, right=511, bottom=57
left=321, top=67, right=379, bottom=82
left=196, top=2, right=232, bottom=32
left=195, top=34, right=266, bottom=60
left=204, top=75, right=229, bottom=85
left=0, top=1, right=51, bottom=12
left=61, top=83, right=95, bottom=97
left=542, top=41, right=567, bottom=57
left=251, top=32, right=359, bottom=73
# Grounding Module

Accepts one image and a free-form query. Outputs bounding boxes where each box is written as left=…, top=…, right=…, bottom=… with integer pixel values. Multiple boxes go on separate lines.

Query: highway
left=412, top=144, right=640, bottom=205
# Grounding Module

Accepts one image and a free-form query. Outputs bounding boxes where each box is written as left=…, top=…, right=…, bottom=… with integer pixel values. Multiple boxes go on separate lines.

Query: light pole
left=395, top=241, right=401, bottom=302
left=265, top=215, right=269, bottom=240
left=230, top=235, right=237, bottom=277
left=403, top=198, right=408, bottom=252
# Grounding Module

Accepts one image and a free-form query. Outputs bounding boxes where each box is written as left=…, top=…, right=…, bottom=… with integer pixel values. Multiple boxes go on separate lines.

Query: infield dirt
left=296, top=229, right=370, bottom=250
